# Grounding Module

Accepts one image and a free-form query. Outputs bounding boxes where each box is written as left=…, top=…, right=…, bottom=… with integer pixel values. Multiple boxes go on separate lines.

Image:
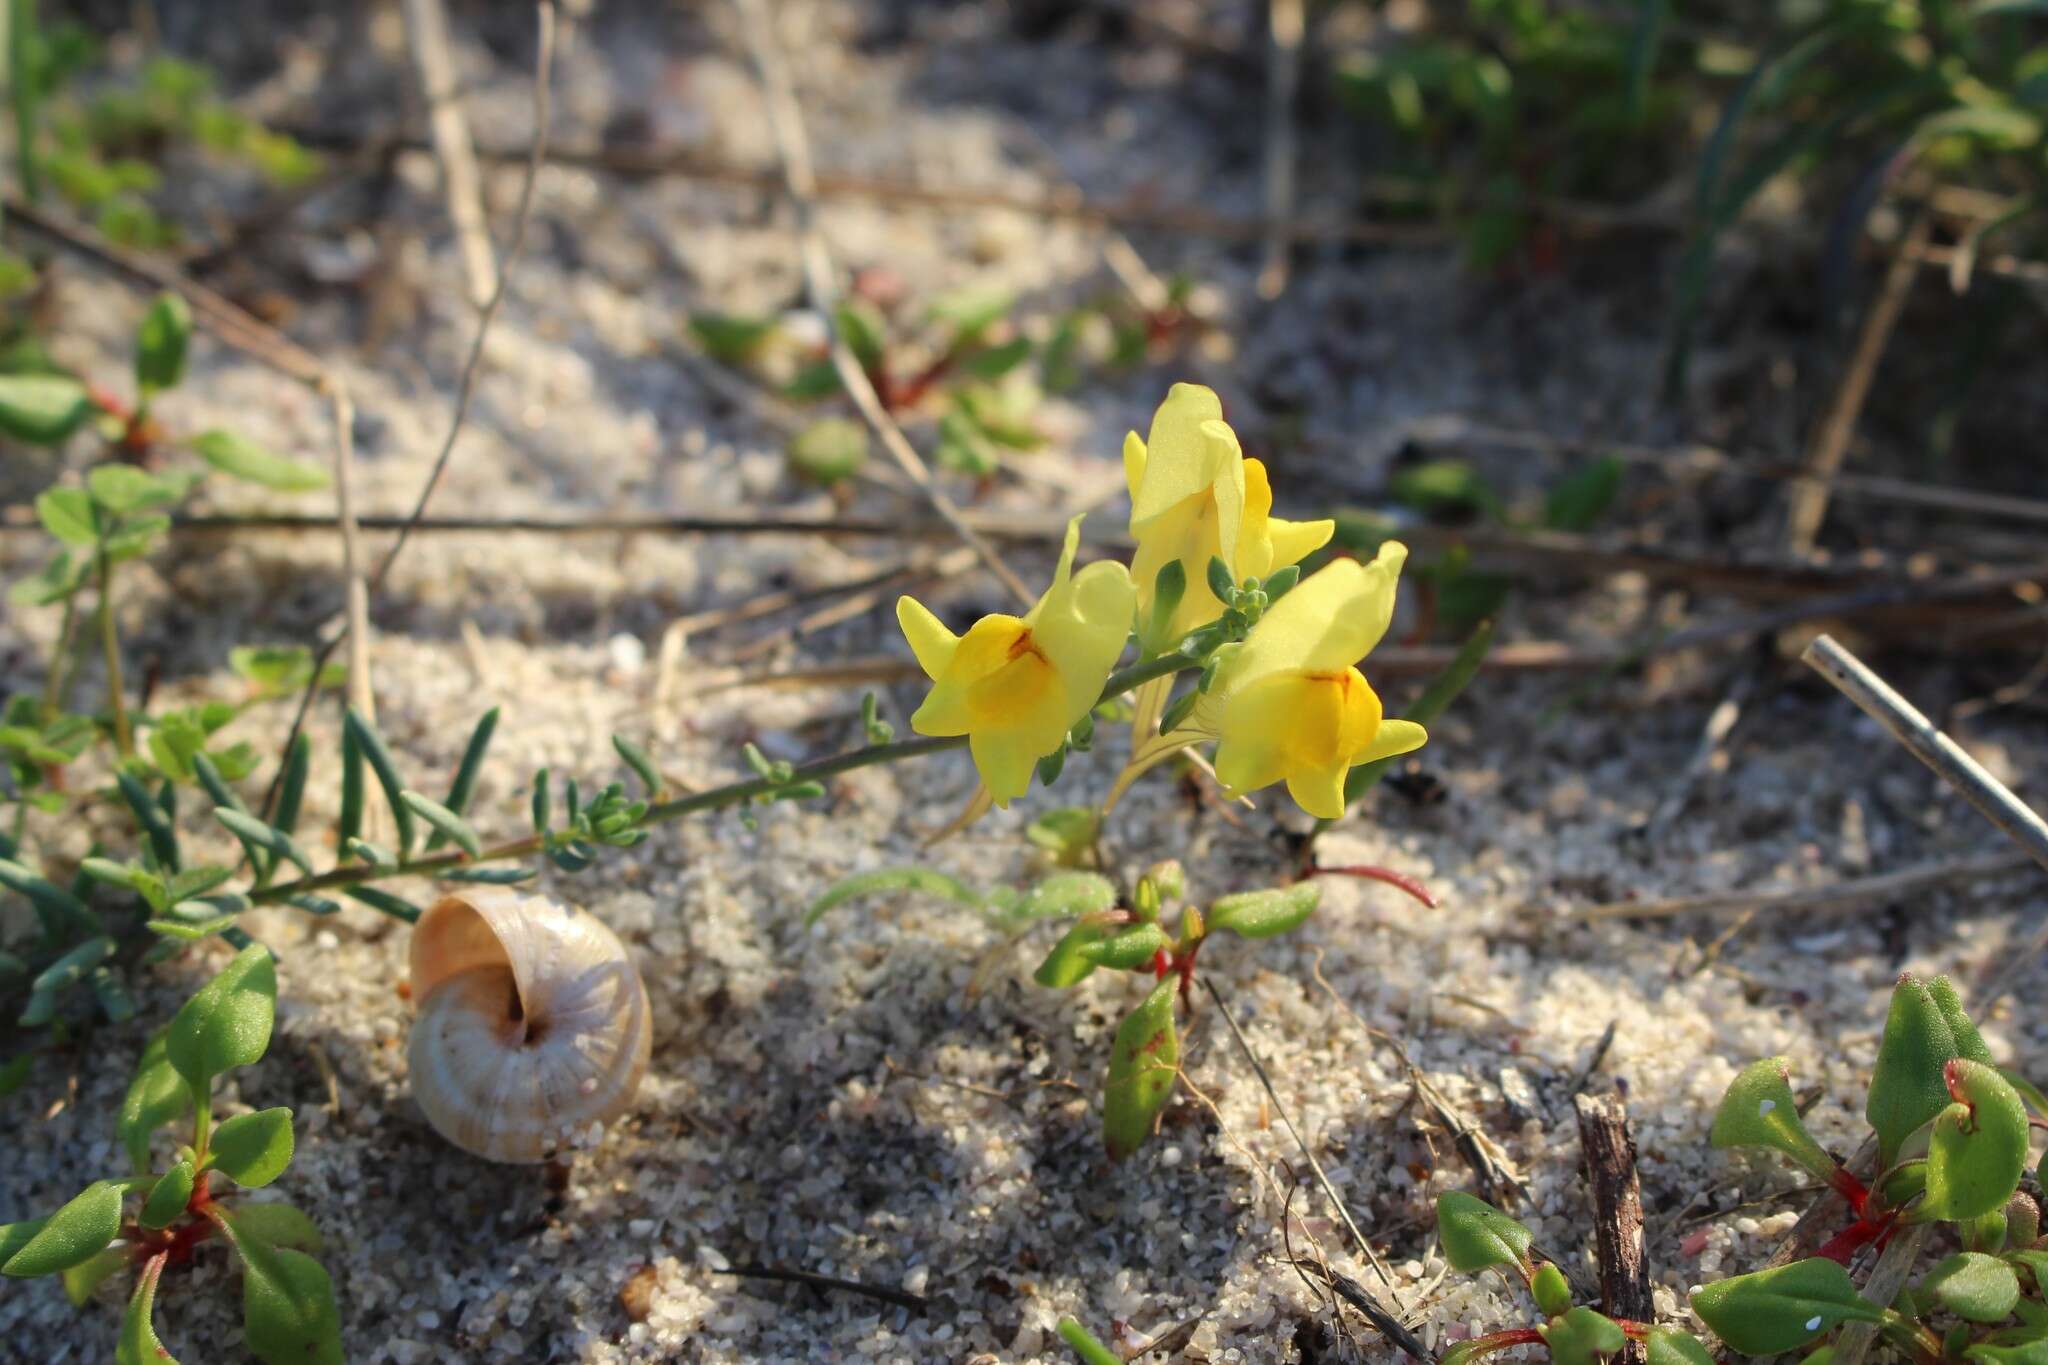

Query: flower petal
left=973, top=727, right=1048, bottom=808
left=1122, top=431, right=1148, bottom=500
left=1351, top=717, right=1428, bottom=766
left=1266, top=514, right=1335, bottom=572
left=1130, top=384, right=1231, bottom=529
left=1214, top=542, right=1407, bottom=694
left=1284, top=762, right=1352, bottom=821
left=896, top=596, right=959, bottom=679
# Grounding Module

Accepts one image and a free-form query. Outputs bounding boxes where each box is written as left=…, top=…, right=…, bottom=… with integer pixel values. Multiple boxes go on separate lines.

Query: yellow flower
left=1123, top=383, right=1333, bottom=652
left=1192, top=543, right=1425, bottom=819
left=897, top=517, right=1136, bottom=807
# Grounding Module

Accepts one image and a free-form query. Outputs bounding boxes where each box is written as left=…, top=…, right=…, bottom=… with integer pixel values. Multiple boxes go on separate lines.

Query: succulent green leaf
left=341, top=887, right=422, bottom=924
left=191, top=429, right=329, bottom=491
left=1206, top=884, right=1320, bottom=939
left=2006, top=1193, right=2041, bottom=1250
left=1, top=1181, right=123, bottom=1277
left=117, top=769, right=181, bottom=872
left=1689, top=1257, right=1883, bottom=1354
left=119, top=1028, right=193, bottom=1172
left=214, top=808, right=313, bottom=875
left=1923, top=1060, right=2030, bottom=1222
left=87, top=466, right=186, bottom=516
left=1644, top=1328, right=1716, bottom=1365
left=135, top=292, right=191, bottom=397
left=1035, top=917, right=1113, bottom=988
left=206, top=1107, right=294, bottom=1188
left=0, top=857, right=100, bottom=939
left=1710, top=1056, right=1839, bottom=1179
left=36, top=486, right=99, bottom=544
left=9, top=548, right=90, bottom=605
left=1544, top=457, right=1623, bottom=532
left=1055, top=1315, right=1122, bottom=1365
left=228, top=1203, right=323, bottom=1253
left=20, top=934, right=114, bottom=1026
left=218, top=1212, right=342, bottom=1365
left=1965, top=1344, right=2048, bottom=1364
left=141, top=1159, right=196, bottom=1230
left=1868, top=974, right=1964, bottom=1167
left=63, top=1243, right=130, bottom=1305
left=166, top=944, right=276, bottom=1096
left=1080, top=921, right=1171, bottom=971
left=803, top=866, right=983, bottom=927
left=398, top=791, right=481, bottom=859
left=1531, top=1261, right=1573, bottom=1317
left=0, top=376, right=93, bottom=446
left=1923, top=1252, right=2021, bottom=1323
left=611, top=732, right=660, bottom=798
left=1540, top=1306, right=1627, bottom=1365
left=1437, top=1191, right=1534, bottom=1275
left=116, top=1254, right=176, bottom=1365
left=0, top=1220, right=47, bottom=1266
left=786, top=417, right=868, bottom=485
left=1930, top=976, right=1995, bottom=1065
left=1103, top=977, right=1179, bottom=1159
left=1024, top=806, right=1100, bottom=865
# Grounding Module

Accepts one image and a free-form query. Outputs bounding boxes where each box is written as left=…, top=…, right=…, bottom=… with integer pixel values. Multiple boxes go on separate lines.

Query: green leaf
left=781, top=358, right=842, bottom=400
left=960, top=336, right=1032, bottom=380
left=928, top=286, right=1013, bottom=342
left=786, top=417, right=868, bottom=485
left=1966, top=1343, right=2048, bottom=1364
left=227, top=1202, right=323, bottom=1253
left=0, top=1219, right=48, bottom=1266
left=802, top=867, right=983, bottom=928
left=1436, top=1191, right=1533, bottom=1274
left=191, top=429, right=329, bottom=491
left=1, top=1181, right=122, bottom=1277
left=1924, top=1252, right=2021, bottom=1323
left=1055, top=1315, right=1122, bottom=1365
left=1035, top=916, right=1118, bottom=988
left=9, top=548, right=90, bottom=606
left=342, top=887, right=423, bottom=923
left=1025, top=806, right=1099, bottom=865
left=87, top=464, right=186, bottom=515
left=35, top=486, right=98, bottom=544
left=1923, top=1060, right=2030, bottom=1222
left=165, top=944, right=276, bottom=1096
left=1531, top=1262, right=1573, bottom=1317
left=63, top=1243, right=130, bottom=1305
left=0, top=856, right=100, bottom=939
left=1869, top=973, right=1964, bottom=1167
left=1206, top=884, right=1320, bottom=939
left=611, top=731, right=659, bottom=798
left=1645, top=1327, right=1716, bottom=1365
left=1689, top=1257, right=1883, bottom=1354
left=1079, top=921, right=1171, bottom=971
left=20, top=935, right=115, bottom=1026
left=1710, top=1056, right=1839, bottom=1179
left=141, top=1159, right=196, bottom=1230
left=399, top=791, right=481, bottom=859
left=214, top=808, right=313, bottom=875
left=116, top=1254, right=176, bottom=1365
left=1541, top=1306, right=1627, bottom=1365
left=206, top=1107, right=294, bottom=1188
left=1103, top=977, right=1179, bottom=1159
left=1544, top=457, right=1623, bottom=532
left=1930, top=976, right=1995, bottom=1065
left=1391, top=460, right=1499, bottom=518
left=834, top=299, right=887, bottom=370
left=0, top=375, right=92, bottom=445
left=135, top=292, right=191, bottom=397
left=117, top=769, right=182, bottom=871
left=686, top=312, right=779, bottom=362
left=228, top=645, right=315, bottom=698
left=274, top=733, right=311, bottom=838
left=218, top=1213, right=342, bottom=1365
left=344, top=710, right=414, bottom=857
left=119, top=1028, right=193, bottom=1172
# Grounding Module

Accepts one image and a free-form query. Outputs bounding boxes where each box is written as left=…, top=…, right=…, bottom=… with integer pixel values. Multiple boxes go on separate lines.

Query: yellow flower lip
left=895, top=515, right=1136, bottom=808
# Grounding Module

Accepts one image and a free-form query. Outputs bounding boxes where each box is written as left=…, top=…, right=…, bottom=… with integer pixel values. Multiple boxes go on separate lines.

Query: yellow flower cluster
left=897, top=383, right=1426, bottom=819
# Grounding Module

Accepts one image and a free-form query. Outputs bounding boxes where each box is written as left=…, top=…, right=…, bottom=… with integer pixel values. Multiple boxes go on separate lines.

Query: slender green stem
left=250, top=652, right=1206, bottom=908
left=190, top=1092, right=211, bottom=1168
left=95, top=545, right=131, bottom=756
left=39, top=592, right=75, bottom=720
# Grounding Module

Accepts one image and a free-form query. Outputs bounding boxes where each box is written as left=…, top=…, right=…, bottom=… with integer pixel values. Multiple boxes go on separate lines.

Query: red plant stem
left=1149, top=948, right=1172, bottom=980
left=1829, top=1166, right=1871, bottom=1217
left=1310, top=863, right=1439, bottom=909
left=1815, top=1215, right=1887, bottom=1265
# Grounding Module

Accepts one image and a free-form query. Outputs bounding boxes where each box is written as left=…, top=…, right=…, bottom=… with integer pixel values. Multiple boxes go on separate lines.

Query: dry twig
left=402, top=0, right=497, bottom=307
left=1575, top=850, right=2031, bottom=921
left=1257, top=0, right=1305, bottom=299
left=731, top=0, right=1031, bottom=606
left=1573, top=1090, right=1653, bottom=1363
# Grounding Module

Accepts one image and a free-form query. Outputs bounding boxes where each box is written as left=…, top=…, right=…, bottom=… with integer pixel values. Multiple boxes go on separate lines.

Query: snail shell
left=407, top=888, right=652, bottom=1163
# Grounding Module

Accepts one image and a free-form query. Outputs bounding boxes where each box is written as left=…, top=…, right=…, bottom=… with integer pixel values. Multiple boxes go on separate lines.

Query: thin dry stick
left=1782, top=213, right=1932, bottom=555
left=1256, top=0, right=1305, bottom=299
left=1573, top=1091, right=1653, bottom=1364
left=1198, top=977, right=1396, bottom=1291
left=1575, top=850, right=2031, bottom=921
left=1803, top=635, right=2048, bottom=876
left=264, top=0, right=558, bottom=815
left=323, top=378, right=375, bottom=721
left=731, top=0, right=1031, bottom=606
left=402, top=0, right=497, bottom=307
left=1830, top=1224, right=1932, bottom=1365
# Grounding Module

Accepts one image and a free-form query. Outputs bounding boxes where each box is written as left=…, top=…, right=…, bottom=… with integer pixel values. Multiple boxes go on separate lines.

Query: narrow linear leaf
left=116, top=769, right=181, bottom=872
left=337, top=723, right=364, bottom=846
left=803, top=867, right=984, bottom=928
left=214, top=808, right=313, bottom=876
left=342, top=886, right=422, bottom=923
left=0, top=858, right=101, bottom=939
left=612, top=734, right=662, bottom=797
left=439, top=866, right=537, bottom=885
left=116, top=1253, right=177, bottom=1365
left=399, top=791, right=481, bottom=859
left=425, top=707, right=498, bottom=850
left=272, top=732, right=311, bottom=838
left=20, top=936, right=114, bottom=1026
left=344, top=709, right=414, bottom=857
left=191, top=429, right=329, bottom=491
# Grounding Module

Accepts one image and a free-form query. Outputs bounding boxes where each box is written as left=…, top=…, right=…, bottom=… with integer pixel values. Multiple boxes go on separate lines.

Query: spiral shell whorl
left=408, top=889, right=651, bottom=1163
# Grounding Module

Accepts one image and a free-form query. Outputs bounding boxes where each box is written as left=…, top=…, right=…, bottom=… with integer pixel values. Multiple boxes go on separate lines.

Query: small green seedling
left=808, top=852, right=1337, bottom=1158
left=1692, top=973, right=2048, bottom=1360
left=1432, top=1190, right=1714, bottom=1363
left=0, top=944, right=340, bottom=1363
